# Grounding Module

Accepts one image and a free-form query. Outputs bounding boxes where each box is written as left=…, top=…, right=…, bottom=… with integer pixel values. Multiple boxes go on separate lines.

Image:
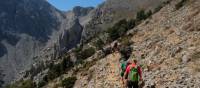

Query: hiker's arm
left=124, top=66, right=130, bottom=79
left=138, top=66, right=142, bottom=80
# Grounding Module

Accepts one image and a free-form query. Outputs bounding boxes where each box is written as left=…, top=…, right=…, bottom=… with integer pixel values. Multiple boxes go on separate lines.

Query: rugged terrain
left=0, top=0, right=165, bottom=86
left=2, top=0, right=200, bottom=88
left=42, top=0, right=200, bottom=88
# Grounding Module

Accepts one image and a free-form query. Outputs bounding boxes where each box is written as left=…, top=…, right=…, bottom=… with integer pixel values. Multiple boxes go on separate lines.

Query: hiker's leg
left=133, top=81, right=139, bottom=88
left=127, top=81, right=132, bottom=88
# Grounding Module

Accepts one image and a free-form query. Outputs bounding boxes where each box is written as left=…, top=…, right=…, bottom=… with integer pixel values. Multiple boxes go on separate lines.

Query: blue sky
left=47, top=0, right=105, bottom=11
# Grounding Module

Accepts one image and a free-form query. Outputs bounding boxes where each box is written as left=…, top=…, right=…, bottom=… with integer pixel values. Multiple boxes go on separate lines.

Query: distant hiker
left=119, top=46, right=132, bottom=87
left=112, top=41, right=120, bottom=53
left=119, top=46, right=132, bottom=60
left=120, top=59, right=131, bottom=86
left=124, top=59, right=142, bottom=88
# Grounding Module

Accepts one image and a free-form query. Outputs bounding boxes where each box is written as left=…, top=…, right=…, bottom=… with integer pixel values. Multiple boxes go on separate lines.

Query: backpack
left=121, top=61, right=127, bottom=70
left=120, top=61, right=127, bottom=77
left=128, top=66, right=139, bottom=82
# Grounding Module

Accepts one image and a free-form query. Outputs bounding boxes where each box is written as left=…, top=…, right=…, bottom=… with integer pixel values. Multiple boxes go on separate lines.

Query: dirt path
left=74, top=52, right=124, bottom=88
left=104, top=53, right=124, bottom=88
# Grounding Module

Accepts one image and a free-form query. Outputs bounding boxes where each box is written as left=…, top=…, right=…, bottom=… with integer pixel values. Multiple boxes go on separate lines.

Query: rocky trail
left=73, top=53, right=124, bottom=88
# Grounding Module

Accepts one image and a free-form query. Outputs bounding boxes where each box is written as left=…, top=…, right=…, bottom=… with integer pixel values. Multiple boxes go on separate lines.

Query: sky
left=47, top=0, right=105, bottom=11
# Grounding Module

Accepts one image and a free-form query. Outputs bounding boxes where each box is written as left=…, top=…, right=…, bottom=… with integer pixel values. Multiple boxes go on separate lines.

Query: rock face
left=0, top=0, right=92, bottom=86
left=0, top=0, right=63, bottom=85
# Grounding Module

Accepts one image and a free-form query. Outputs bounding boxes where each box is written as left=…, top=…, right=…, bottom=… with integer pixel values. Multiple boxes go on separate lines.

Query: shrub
left=107, top=18, right=136, bottom=41
left=61, top=77, right=77, bottom=88
left=175, top=0, right=188, bottom=10
left=146, top=10, right=153, bottom=18
left=6, top=80, right=35, bottom=88
left=136, top=9, right=147, bottom=21
left=107, top=19, right=128, bottom=40
left=37, top=80, right=47, bottom=88
left=94, top=38, right=105, bottom=50
left=127, top=19, right=136, bottom=29
left=74, top=45, right=82, bottom=53
left=154, top=5, right=163, bottom=13
left=163, top=0, right=171, bottom=5
left=77, top=47, right=95, bottom=60
left=119, top=35, right=133, bottom=46
left=47, top=56, right=73, bottom=81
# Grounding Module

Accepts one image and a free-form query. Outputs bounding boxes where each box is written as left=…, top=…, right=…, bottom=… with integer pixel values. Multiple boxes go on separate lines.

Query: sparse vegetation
left=163, top=0, right=171, bottom=5
left=61, top=77, right=77, bottom=88
left=37, top=80, right=47, bottom=88
left=136, top=10, right=147, bottom=21
left=107, top=19, right=136, bottom=41
left=146, top=10, right=153, bottom=18
left=154, top=5, right=163, bottom=13
left=74, top=45, right=83, bottom=53
left=29, top=56, right=74, bottom=88
left=47, top=56, right=73, bottom=81
left=136, top=9, right=153, bottom=22
left=6, top=79, right=35, bottom=88
left=175, top=0, right=188, bottom=10
left=77, top=47, right=96, bottom=60
left=94, top=38, right=105, bottom=50
left=119, top=35, right=133, bottom=46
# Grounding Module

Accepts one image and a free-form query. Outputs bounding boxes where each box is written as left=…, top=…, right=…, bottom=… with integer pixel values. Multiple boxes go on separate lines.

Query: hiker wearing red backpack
left=124, top=59, right=142, bottom=88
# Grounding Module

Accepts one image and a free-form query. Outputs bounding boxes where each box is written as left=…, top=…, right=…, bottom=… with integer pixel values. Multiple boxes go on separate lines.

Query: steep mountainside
left=81, top=0, right=166, bottom=43
left=42, top=0, right=200, bottom=88
left=77, top=0, right=200, bottom=87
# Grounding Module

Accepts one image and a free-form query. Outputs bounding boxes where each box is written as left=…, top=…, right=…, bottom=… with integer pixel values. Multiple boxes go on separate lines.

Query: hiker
left=112, top=41, right=120, bottom=53
left=120, top=59, right=131, bottom=86
left=119, top=46, right=132, bottom=87
left=124, top=59, right=142, bottom=88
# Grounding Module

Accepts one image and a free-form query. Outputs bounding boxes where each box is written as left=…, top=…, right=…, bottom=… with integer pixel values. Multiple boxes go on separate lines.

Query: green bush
left=74, top=45, right=83, bottom=53
left=119, top=35, right=133, bottom=46
left=107, top=19, right=136, bottom=41
left=77, top=47, right=95, bottom=60
left=61, top=77, right=77, bottom=88
left=6, top=80, right=35, bottom=88
left=136, top=10, right=153, bottom=22
left=46, top=56, right=73, bottom=81
left=127, top=19, right=136, bottom=29
left=94, top=38, right=105, bottom=50
left=163, top=0, right=171, bottom=5
left=37, top=80, right=47, bottom=88
left=146, top=10, right=153, bottom=18
left=154, top=5, right=163, bottom=13
left=175, top=0, right=188, bottom=10
left=136, top=9, right=147, bottom=21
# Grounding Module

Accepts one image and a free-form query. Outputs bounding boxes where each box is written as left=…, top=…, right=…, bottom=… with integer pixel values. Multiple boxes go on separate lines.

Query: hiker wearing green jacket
left=120, top=59, right=131, bottom=85
left=124, top=59, right=142, bottom=88
left=119, top=46, right=132, bottom=87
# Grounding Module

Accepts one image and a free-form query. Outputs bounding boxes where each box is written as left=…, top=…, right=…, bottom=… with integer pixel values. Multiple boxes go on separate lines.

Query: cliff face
left=0, top=0, right=92, bottom=86
left=0, top=0, right=62, bottom=84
